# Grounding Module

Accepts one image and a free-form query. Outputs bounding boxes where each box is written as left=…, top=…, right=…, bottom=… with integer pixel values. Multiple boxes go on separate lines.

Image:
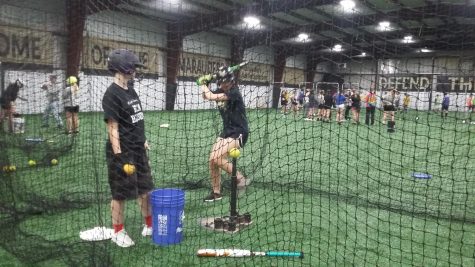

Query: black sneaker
left=203, top=192, right=222, bottom=202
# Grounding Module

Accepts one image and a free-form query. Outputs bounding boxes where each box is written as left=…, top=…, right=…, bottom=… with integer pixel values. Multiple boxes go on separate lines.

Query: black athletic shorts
left=1, top=101, right=12, bottom=110
left=220, top=132, right=249, bottom=148
left=281, top=100, right=288, bottom=106
left=442, top=104, right=449, bottom=111
left=106, top=142, right=154, bottom=201
left=383, top=105, right=396, bottom=111
left=64, top=106, right=79, bottom=113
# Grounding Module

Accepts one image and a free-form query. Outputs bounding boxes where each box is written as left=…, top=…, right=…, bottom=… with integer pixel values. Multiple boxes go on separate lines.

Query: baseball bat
left=196, top=61, right=249, bottom=86
left=197, top=249, right=303, bottom=258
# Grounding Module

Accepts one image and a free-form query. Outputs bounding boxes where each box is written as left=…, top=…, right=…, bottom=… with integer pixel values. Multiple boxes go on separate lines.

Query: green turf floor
left=0, top=109, right=474, bottom=266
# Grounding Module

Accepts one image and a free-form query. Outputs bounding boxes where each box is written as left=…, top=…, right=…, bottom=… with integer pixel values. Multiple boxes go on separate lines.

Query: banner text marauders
left=179, top=53, right=227, bottom=77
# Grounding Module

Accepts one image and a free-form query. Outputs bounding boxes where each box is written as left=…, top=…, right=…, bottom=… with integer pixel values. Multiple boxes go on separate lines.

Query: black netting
left=1, top=0, right=474, bottom=266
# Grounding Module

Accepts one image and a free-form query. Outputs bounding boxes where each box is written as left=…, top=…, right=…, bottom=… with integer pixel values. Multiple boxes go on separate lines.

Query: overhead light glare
left=378, top=21, right=391, bottom=31
left=340, top=0, right=356, bottom=11
left=243, top=16, right=260, bottom=27
left=297, top=33, right=309, bottom=42
left=420, top=48, right=432, bottom=53
left=361, top=52, right=366, bottom=56
left=332, top=44, right=343, bottom=52
left=403, top=35, right=414, bottom=43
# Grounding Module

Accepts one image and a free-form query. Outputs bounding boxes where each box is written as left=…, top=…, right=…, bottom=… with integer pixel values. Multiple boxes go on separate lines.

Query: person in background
left=304, top=89, right=317, bottom=121
left=290, top=89, right=299, bottom=118
left=394, top=91, right=401, bottom=111
left=62, top=76, right=80, bottom=134
left=364, top=89, right=377, bottom=126
left=41, top=75, right=63, bottom=129
left=350, top=89, right=361, bottom=124
left=402, top=93, right=410, bottom=113
left=344, top=89, right=352, bottom=121
left=441, top=92, right=450, bottom=118
left=433, top=93, right=441, bottom=112
left=298, top=88, right=305, bottom=114
left=335, top=91, right=346, bottom=125
left=316, top=90, right=325, bottom=121
left=0, top=80, right=26, bottom=133
left=323, top=90, right=334, bottom=122
left=466, top=93, right=473, bottom=113
left=382, top=89, right=396, bottom=132
left=280, top=89, right=289, bottom=115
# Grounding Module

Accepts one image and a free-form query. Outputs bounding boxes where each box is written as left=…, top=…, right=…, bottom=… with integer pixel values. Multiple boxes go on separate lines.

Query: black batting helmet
left=107, top=49, right=144, bottom=74
left=217, top=66, right=235, bottom=85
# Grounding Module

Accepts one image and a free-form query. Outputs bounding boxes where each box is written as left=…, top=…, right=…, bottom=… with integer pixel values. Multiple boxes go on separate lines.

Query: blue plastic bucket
left=150, top=188, right=185, bottom=246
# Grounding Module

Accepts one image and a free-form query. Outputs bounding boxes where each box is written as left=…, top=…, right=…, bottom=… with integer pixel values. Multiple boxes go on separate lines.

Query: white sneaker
left=111, top=229, right=135, bottom=248
left=237, top=177, right=252, bottom=196
left=141, top=225, right=152, bottom=237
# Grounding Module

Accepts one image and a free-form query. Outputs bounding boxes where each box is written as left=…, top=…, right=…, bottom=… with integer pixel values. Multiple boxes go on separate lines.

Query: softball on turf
left=229, top=148, right=241, bottom=159
left=28, top=160, right=36, bottom=167
left=123, top=164, right=136, bottom=175
left=51, top=159, right=58, bottom=165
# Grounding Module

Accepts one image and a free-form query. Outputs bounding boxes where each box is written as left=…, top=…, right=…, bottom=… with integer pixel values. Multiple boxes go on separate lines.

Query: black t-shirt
left=102, top=83, right=146, bottom=148
left=324, top=94, right=334, bottom=106
left=308, top=92, right=317, bottom=105
left=351, top=94, right=361, bottom=107
left=215, top=86, right=249, bottom=138
left=0, top=83, right=20, bottom=104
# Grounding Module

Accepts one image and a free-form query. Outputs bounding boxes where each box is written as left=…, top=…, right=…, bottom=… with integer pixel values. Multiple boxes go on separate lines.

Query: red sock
left=113, top=224, right=124, bottom=233
left=145, top=215, right=152, bottom=227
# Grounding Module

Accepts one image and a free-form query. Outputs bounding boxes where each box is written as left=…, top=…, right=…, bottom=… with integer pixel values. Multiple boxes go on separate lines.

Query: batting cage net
left=1, top=0, right=474, bottom=266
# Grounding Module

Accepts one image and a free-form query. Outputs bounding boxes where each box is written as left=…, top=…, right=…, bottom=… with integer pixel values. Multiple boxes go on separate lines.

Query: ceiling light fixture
left=243, top=16, right=260, bottom=27
left=332, top=44, right=343, bottom=52
left=340, top=0, right=356, bottom=12
left=297, top=33, right=309, bottom=42
left=420, top=48, right=432, bottom=53
left=361, top=52, right=366, bottom=56
left=378, top=21, right=391, bottom=31
left=403, top=35, right=414, bottom=43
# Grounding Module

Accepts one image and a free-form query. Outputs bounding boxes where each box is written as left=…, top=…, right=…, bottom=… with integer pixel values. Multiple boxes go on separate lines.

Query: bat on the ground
left=197, top=249, right=303, bottom=258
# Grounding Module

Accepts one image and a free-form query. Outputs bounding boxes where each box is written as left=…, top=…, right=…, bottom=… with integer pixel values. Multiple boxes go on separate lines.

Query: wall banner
left=0, top=25, right=53, bottom=65
left=239, top=62, right=271, bottom=83
left=379, top=75, right=432, bottom=91
left=436, top=76, right=475, bottom=92
left=178, top=52, right=228, bottom=78
left=379, top=75, right=475, bottom=92
left=83, top=37, right=160, bottom=74
left=283, top=67, right=305, bottom=85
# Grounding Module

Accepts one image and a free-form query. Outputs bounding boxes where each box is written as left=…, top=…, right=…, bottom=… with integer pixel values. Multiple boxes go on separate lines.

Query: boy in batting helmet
left=102, top=49, right=154, bottom=247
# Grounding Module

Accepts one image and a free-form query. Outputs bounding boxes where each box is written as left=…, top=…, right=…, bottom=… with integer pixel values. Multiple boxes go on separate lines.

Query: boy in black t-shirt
left=199, top=67, right=250, bottom=202
left=101, top=49, right=154, bottom=247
